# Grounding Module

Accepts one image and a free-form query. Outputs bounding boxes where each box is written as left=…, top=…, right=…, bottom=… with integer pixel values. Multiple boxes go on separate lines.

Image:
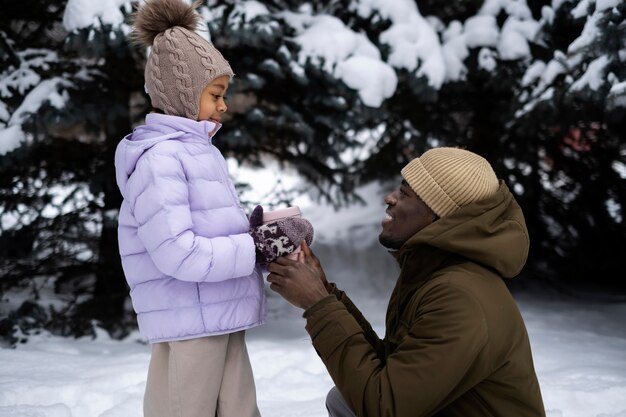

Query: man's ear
left=427, top=206, right=439, bottom=223
left=421, top=199, right=437, bottom=223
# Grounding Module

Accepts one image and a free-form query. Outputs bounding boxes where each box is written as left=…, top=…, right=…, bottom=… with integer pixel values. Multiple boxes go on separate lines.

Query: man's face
left=379, top=180, right=437, bottom=250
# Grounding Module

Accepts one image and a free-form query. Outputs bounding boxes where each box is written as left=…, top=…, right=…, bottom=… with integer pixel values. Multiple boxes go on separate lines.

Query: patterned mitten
left=249, top=217, right=314, bottom=264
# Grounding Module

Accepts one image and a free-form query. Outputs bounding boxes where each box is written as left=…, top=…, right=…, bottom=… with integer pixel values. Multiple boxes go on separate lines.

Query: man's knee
left=326, top=387, right=355, bottom=417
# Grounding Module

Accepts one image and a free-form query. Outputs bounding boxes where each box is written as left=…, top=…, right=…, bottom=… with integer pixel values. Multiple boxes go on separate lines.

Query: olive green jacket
left=304, top=182, right=545, bottom=417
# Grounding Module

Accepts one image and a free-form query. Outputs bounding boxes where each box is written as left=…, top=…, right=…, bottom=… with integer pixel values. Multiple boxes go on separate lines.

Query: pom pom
left=131, top=0, right=201, bottom=47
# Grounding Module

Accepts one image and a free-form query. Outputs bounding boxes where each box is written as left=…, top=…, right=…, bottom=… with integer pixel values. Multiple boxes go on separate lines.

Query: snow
left=544, top=54, right=568, bottom=85
left=8, top=78, right=71, bottom=126
left=480, top=0, right=533, bottom=20
left=438, top=0, right=544, bottom=80
left=232, top=1, right=270, bottom=23
left=350, top=1, right=448, bottom=87
left=51, top=0, right=612, bottom=116
left=522, top=60, right=548, bottom=87
left=1, top=279, right=626, bottom=417
left=380, top=15, right=446, bottom=88
left=227, top=160, right=302, bottom=209
left=40, top=184, right=97, bottom=219
left=337, top=124, right=387, bottom=166
left=0, top=124, right=26, bottom=156
left=596, top=0, right=621, bottom=12
left=498, top=25, right=530, bottom=61
left=292, top=15, right=380, bottom=72
left=613, top=160, right=626, bottom=179
left=0, top=67, right=40, bottom=97
left=608, top=81, right=626, bottom=108
left=283, top=12, right=397, bottom=107
left=54, top=0, right=549, bottom=108
left=571, top=0, right=592, bottom=19
left=519, top=51, right=567, bottom=114
left=551, top=0, right=567, bottom=12
left=464, top=15, right=500, bottom=48
left=441, top=22, right=469, bottom=81
left=605, top=198, right=623, bottom=223
left=569, top=12, right=601, bottom=54
left=438, top=0, right=542, bottom=81
left=570, top=55, right=609, bottom=91
left=336, top=56, right=398, bottom=107
left=541, top=5, right=556, bottom=25
left=478, top=47, right=498, bottom=71
left=281, top=0, right=539, bottom=100
left=63, top=0, right=132, bottom=31
left=498, top=17, right=540, bottom=60
left=227, top=1, right=271, bottom=29
left=298, top=182, right=391, bottom=248
left=0, top=101, right=10, bottom=122
left=351, top=0, right=418, bottom=23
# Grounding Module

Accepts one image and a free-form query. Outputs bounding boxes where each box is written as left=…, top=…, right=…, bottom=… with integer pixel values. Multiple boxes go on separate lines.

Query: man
left=267, top=147, right=546, bottom=417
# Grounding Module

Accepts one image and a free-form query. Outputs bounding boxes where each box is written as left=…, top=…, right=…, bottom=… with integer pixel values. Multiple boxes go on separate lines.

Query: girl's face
left=197, top=75, right=230, bottom=123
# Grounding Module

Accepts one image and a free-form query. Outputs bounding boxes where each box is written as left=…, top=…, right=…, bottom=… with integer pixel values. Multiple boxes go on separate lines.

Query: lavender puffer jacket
left=114, top=114, right=266, bottom=343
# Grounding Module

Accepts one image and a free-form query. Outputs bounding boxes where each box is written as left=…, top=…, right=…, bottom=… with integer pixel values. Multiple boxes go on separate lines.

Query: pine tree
left=511, top=0, right=626, bottom=288
left=0, top=0, right=143, bottom=342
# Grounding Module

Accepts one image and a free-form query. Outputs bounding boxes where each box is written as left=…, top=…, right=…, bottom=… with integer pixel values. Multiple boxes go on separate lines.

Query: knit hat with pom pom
left=132, top=0, right=234, bottom=120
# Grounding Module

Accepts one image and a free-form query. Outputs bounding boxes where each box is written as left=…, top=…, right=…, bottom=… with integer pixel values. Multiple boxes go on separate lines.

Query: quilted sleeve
left=125, top=151, right=255, bottom=282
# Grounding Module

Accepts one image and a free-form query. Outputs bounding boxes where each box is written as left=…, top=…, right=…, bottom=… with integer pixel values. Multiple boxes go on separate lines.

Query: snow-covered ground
left=1, top=255, right=626, bottom=417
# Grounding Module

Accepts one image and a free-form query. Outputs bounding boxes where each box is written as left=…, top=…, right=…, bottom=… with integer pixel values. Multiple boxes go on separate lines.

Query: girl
left=114, top=1, right=313, bottom=416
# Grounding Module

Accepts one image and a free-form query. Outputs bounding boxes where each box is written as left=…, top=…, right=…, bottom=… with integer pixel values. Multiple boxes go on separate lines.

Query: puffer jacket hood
left=114, top=114, right=220, bottom=198
left=398, top=181, right=529, bottom=278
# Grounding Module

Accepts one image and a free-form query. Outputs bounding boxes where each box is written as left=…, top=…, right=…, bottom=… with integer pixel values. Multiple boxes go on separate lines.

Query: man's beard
left=378, top=233, right=403, bottom=250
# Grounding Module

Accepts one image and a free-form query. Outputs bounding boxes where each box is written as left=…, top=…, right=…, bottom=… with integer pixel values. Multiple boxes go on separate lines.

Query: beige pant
left=144, top=331, right=261, bottom=417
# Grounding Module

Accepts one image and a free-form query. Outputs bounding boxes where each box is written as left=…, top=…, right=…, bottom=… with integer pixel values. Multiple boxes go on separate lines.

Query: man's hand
left=298, top=240, right=333, bottom=293
left=267, top=241, right=329, bottom=309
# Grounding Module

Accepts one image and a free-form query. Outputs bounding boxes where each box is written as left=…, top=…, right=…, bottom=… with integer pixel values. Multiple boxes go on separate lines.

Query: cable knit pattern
left=187, top=34, right=217, bottom=82
left=148, top=39, right=177, bottom=116
left=164, top=29, right=197, bottom=118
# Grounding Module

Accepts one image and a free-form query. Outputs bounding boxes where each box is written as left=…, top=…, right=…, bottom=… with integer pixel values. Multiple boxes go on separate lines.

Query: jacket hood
left=114, top=114, right=220, bottom=198
left=398, top=181, right=529, bottom=278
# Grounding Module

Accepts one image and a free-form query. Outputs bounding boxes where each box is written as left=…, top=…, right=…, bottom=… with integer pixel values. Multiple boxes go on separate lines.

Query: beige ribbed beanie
left=401, top=148, right=499, bottom=218
left=133, top=0, right=234, bottom=120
